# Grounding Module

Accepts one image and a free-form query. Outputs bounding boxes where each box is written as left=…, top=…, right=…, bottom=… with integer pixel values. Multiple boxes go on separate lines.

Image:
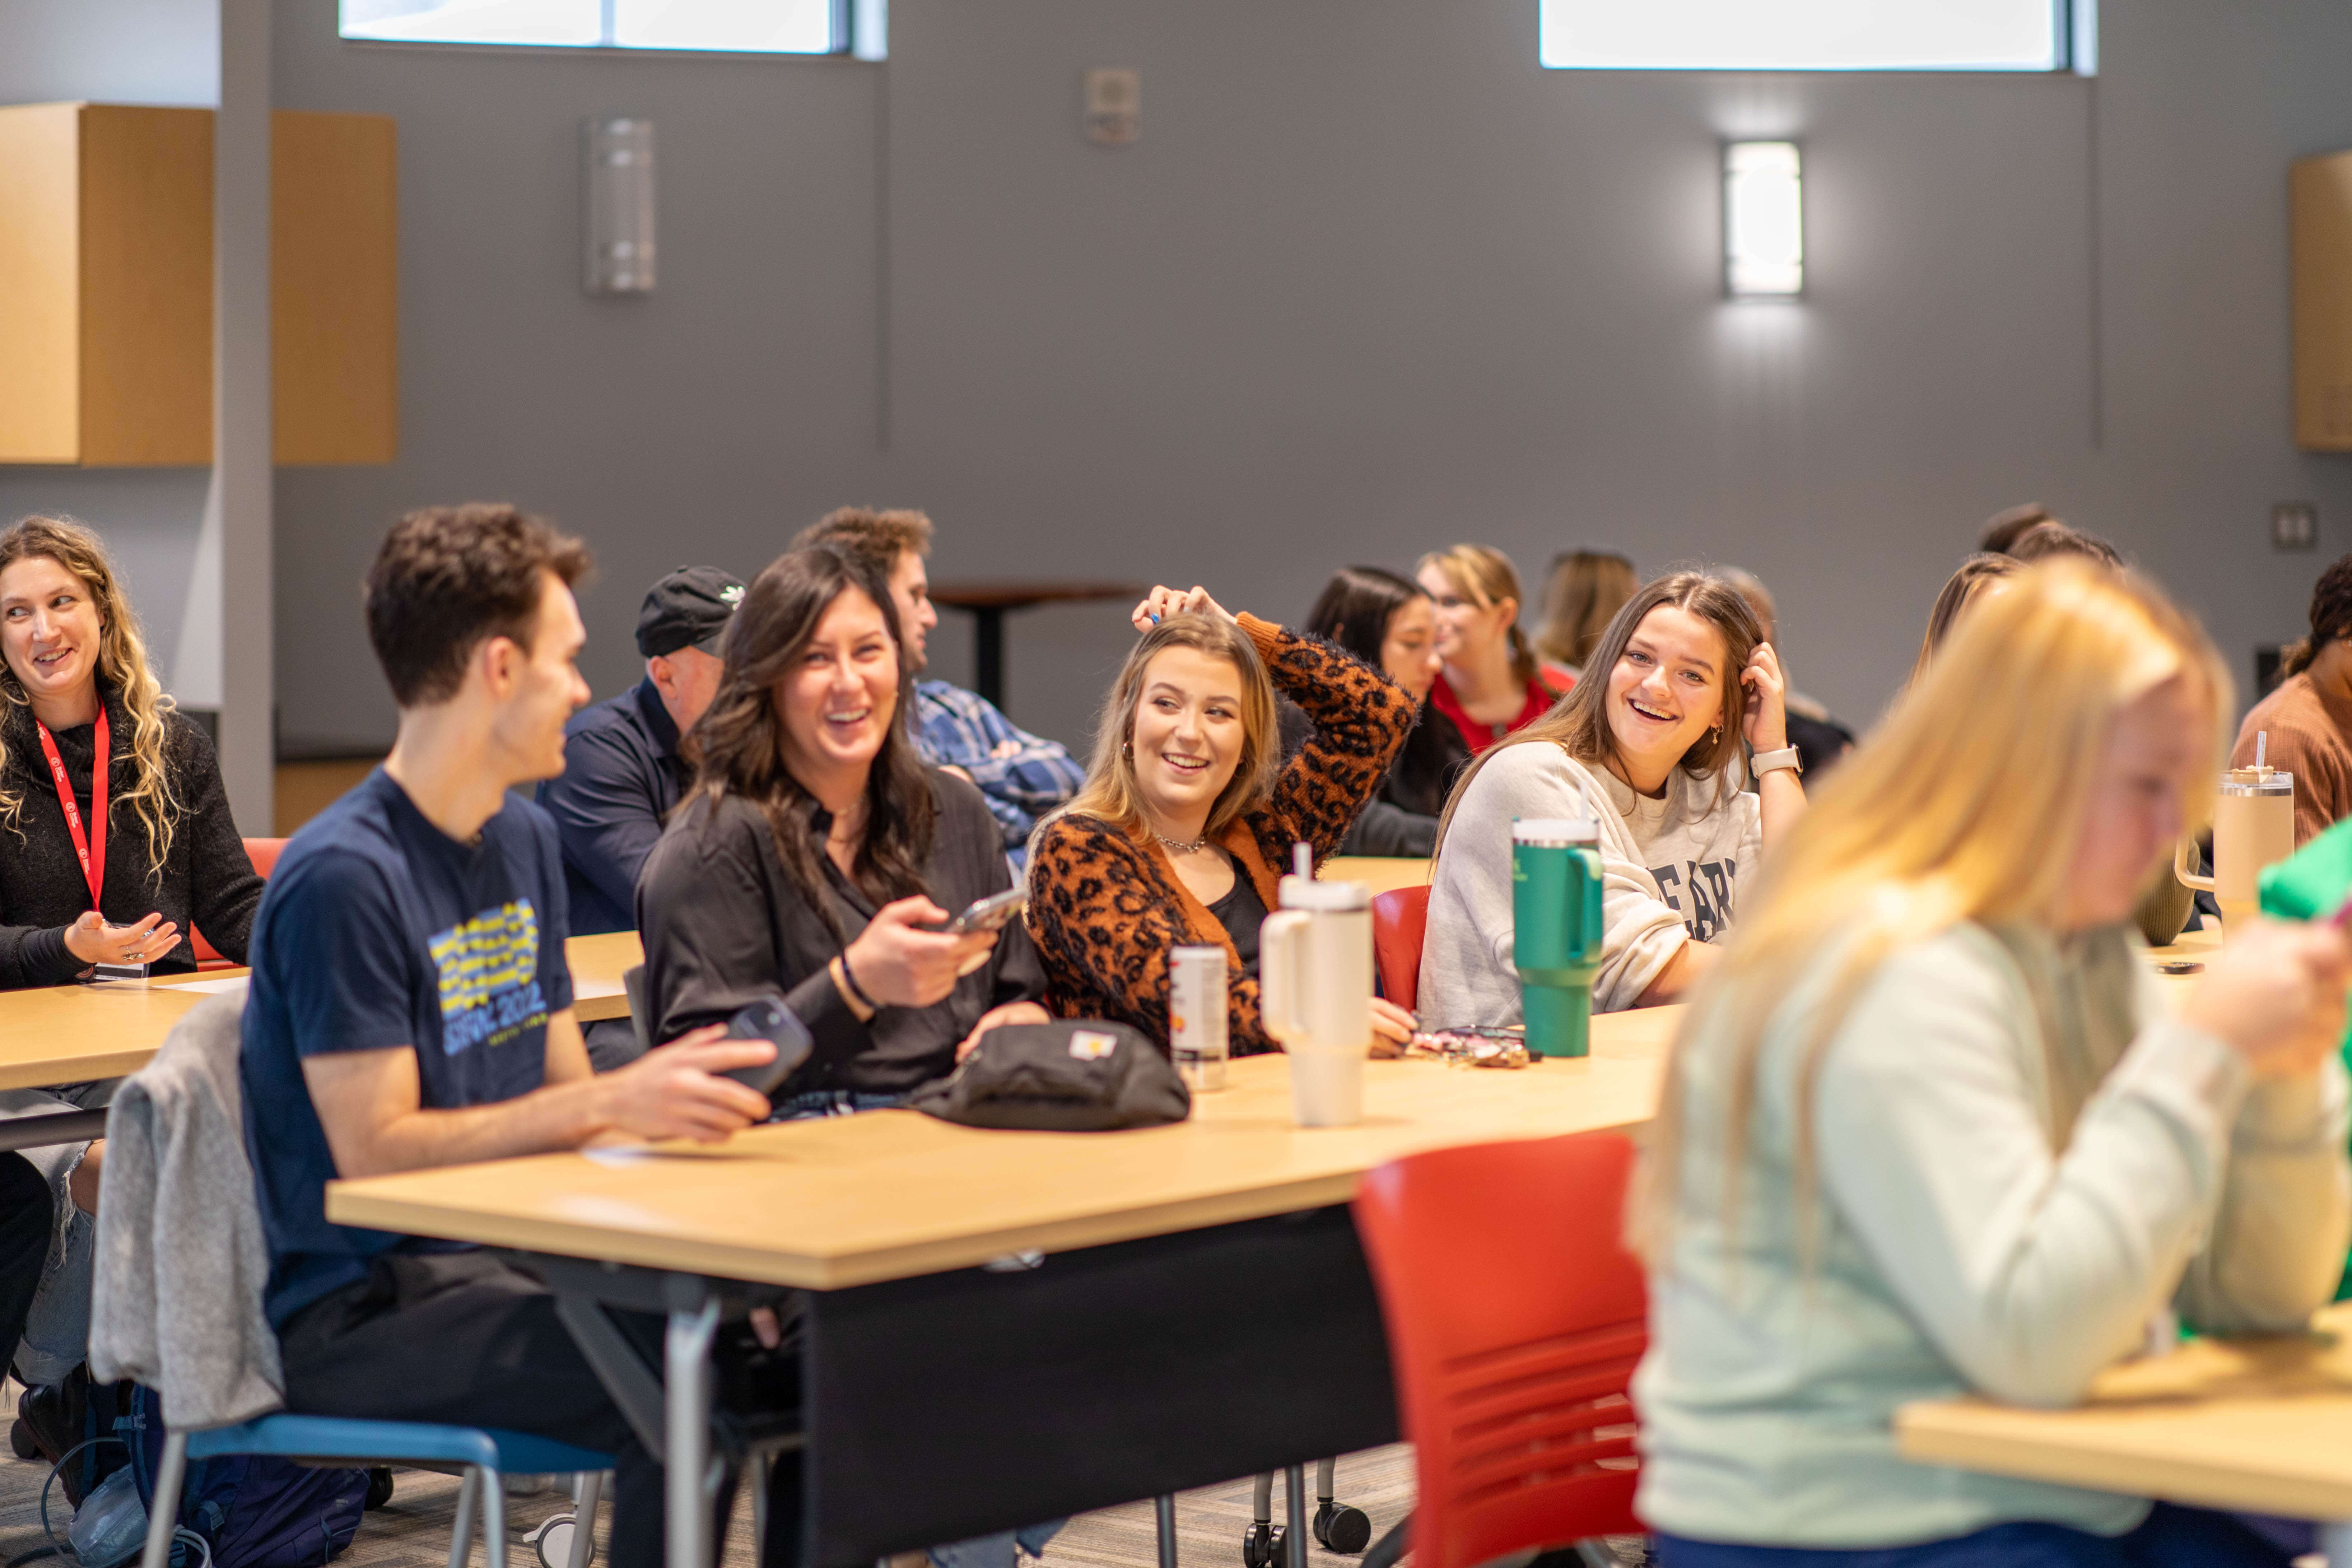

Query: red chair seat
left=1372, top=884, right=1429, bottom=1011
left=1353, top=1132, right=1648, bottom=1568
left=193, top=836, right=288, bottom=968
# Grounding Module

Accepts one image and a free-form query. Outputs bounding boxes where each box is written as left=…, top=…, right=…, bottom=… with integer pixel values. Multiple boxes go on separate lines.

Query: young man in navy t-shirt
left=241, top=504, right=777, bottom=1568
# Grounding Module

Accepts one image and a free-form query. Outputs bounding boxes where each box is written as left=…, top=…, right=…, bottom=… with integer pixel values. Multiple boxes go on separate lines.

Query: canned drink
left=1169, top=945, right=1229, bottom=1092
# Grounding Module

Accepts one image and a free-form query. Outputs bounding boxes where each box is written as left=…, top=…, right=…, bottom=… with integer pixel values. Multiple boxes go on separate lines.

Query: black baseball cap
left=636, top=565, right=746, bottom=658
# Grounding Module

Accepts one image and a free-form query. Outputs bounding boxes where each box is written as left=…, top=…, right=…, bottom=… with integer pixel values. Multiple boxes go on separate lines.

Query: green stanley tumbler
left=1513, top=818, right=1605, bottom=1058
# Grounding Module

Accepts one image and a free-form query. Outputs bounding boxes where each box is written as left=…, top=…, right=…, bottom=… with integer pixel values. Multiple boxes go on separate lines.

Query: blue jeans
left=1656, top=1503, right=2300, bottom=1568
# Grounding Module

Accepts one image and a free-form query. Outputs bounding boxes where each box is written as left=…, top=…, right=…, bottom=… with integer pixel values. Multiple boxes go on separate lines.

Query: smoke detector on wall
left=1085, top=69, right=1139, bottom=146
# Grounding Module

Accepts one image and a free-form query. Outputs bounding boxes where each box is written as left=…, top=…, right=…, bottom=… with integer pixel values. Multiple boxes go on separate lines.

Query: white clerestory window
left=1540, top=0, right=2090, bottom=74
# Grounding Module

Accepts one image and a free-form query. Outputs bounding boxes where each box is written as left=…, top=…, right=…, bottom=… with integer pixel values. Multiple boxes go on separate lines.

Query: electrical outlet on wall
left=2273, top=501, right=2319, bottom=550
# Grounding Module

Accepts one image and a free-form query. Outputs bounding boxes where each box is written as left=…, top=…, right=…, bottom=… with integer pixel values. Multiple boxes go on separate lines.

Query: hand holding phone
left=719, top=996, right=815, bottom=1096
left=943, top=887, right=1027, bottom=936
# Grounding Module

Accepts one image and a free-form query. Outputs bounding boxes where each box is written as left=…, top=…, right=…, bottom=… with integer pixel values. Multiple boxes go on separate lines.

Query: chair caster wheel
left=1242, top=1521, right=1284, bottom=1568
left=1314, top=1504, right=1371, bottom=1554
left=9, top=1419, right=36, bottom=1461
left=527, top=1511, right=593, bottom=1568
left=365, top=1467, right=395, bottom=1510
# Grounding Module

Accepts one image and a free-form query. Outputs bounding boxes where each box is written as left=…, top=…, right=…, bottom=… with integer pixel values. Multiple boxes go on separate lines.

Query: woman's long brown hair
left=0, top=516, right=181, bottom=878
left=682, top=545, right=935, bottom=933
left=1432, top=571, right=1761, bottom=856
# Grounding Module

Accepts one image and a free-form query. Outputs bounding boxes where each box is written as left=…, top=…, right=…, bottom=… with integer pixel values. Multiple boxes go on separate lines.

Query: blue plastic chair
left=138, top=1413, right=614, bottom=1568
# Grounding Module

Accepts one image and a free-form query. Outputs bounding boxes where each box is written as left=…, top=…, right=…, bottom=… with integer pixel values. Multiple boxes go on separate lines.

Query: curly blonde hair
left=0, top=516, right=181, bottom=876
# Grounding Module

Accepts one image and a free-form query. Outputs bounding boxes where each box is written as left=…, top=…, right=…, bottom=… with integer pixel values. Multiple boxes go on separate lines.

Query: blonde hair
left=1534, top=550, right=1639, bottom=669
left=0, top=516, right=181, bottom=876
left=1417, top=544, right=1538, bottom=687
left=1433, top=571, right=1760, bottom=858
left=1629, top=563, right=2228, bottom=1264
left=1059, top=613, right=1279, bottom=843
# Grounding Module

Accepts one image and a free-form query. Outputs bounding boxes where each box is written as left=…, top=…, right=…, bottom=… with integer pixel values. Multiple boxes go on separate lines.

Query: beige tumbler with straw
left=2175, top=731, right=2296, bottom=939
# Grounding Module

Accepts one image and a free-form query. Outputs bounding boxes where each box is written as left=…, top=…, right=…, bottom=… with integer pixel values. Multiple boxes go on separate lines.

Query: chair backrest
left=194, top=838, right=290, bottom=966
left=1352, top=1131, right=1647, bottom=1568
left=1371, top=885, right=1429, bottom=1011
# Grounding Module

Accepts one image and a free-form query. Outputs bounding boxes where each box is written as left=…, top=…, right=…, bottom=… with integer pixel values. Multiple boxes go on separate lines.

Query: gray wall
left=270, top=0, right=2352, bottom=757
left=0, top=0, right=218, bottom=699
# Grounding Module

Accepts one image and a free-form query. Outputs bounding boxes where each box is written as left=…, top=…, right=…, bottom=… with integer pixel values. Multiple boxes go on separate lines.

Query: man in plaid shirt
left=792, top=508, right=1084, bottom=871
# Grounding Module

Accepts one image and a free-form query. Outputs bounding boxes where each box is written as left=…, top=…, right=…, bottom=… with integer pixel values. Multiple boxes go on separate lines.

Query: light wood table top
left=328, top=1001, right=1682, bottom=1291
left=1323, top=857, right=1431, bottom=896
left=1897, top=1302, right=2352, bottom=1522
left=565, top=930, right=640, bottom=1024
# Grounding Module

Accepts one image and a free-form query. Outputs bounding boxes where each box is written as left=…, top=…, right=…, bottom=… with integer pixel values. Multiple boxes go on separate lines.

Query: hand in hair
left=63, top=909, right=180, bottom=968
left=842, top=895, right=998, bottom=1010
left=1739, top=642, right=1791, bottom=753
left=2181, top=919, right=2352, bottom=1080
left=955, top=999, right=1053, bottom=1061
left=1131, top=585, right=1233, bottom=632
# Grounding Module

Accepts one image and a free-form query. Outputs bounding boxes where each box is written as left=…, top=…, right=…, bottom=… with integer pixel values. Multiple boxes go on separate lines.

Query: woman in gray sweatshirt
left=1420, top=571, right=1807, bottom=1023
left=1633, top=562, right=2352, bottom=1566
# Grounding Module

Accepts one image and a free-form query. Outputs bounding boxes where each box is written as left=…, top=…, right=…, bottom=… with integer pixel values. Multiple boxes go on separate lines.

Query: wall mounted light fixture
left=1724, top=140, right=1802, bottom=298
left=583, top=115, right=655, bottom=295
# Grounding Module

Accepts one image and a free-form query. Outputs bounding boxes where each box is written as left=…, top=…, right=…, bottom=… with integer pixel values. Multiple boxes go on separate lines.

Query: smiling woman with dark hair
left=1421, top=571, right=1806, bottom=1022
left=636, top=544, right=1048, bottom=1113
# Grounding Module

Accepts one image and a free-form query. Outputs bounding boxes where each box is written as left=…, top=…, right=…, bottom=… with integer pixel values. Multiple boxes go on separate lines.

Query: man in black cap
left=537, top=567, right=744, bottom=1062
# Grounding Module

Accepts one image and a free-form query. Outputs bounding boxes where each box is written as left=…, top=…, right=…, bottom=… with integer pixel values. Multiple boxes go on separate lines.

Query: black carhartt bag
left=908, top=1020, right=1191, bottom=1131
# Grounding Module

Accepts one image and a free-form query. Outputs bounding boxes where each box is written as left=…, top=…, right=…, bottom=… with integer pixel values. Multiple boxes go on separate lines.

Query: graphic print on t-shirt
left=1650, top=859, right=1738, bottom=944
left=429, top=898, right=550, bottom=1055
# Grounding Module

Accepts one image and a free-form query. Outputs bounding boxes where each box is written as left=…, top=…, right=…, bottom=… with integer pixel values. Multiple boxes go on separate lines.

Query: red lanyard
left=34, top=707, right=107, bottom=911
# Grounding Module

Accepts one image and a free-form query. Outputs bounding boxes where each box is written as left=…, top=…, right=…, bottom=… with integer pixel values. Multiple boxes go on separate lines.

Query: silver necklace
left=1152, top=829, right=1210, bottom=856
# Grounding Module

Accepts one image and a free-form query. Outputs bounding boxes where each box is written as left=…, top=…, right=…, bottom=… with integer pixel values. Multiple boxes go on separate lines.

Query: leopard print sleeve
left=1237, top=615, right=1417, bottom=866
left=1025, top=811, right=1275, bottom=1055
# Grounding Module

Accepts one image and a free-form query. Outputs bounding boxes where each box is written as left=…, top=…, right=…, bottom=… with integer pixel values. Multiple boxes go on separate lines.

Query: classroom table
left=1896, top=1302, right=2352, bottom=1560
left=927, top=581, right=1146, bottom=711
left=1321, top=857, right=1429, bottom=896
left=327, top=1006, right=1683, bottom=1568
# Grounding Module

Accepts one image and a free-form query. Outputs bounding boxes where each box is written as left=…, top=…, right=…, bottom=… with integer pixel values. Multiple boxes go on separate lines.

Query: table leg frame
left=2320, top=1521, right=2352, bottom=1564
left=666, top=1297, right=720, bottom=1568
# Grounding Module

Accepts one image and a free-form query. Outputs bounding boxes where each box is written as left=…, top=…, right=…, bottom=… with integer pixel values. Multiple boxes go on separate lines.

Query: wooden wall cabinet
left=2294, top=150, right=2352, bottom=451
left=0, top=102, right=397, bottom=468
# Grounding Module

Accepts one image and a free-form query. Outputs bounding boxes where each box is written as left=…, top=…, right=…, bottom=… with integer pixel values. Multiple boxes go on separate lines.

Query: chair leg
left=1314, top=1459, right=1335, bottom=1507
left=138, top=1430, right=189, bottom=1568
left=450, top=1469, right=482, bottom=1568
left=484, top=1467, right=509, bottom=1568
left=752, top=1451, right=771, bottom=1555
left=1155, top=1495, right=1178, bottom=1568
left=567, top=1472, right=604, bottom=1568
left=1251, top=1474, right=1273, bottom=1528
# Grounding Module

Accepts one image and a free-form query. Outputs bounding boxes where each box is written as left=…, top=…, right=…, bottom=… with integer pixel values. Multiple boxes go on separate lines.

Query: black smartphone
left=944, top=887, right=1027, bottom=936
left=721, top=995, right=814, bottom=1096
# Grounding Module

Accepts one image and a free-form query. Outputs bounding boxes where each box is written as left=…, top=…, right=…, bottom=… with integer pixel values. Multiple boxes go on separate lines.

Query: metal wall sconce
left=583, top=115, right=655, bottom=294
left=1724, top=140, right=1802, bottom=298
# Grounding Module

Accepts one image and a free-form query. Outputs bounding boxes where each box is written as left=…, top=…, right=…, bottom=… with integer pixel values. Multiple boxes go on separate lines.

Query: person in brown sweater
left=2235, top=552, right=2352, bottom=846
left=1026, top=586, right=1418, bottom=1055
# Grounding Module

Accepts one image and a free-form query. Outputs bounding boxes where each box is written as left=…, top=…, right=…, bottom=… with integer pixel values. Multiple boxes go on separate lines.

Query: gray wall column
left=214, top=0, right=271, bottom=830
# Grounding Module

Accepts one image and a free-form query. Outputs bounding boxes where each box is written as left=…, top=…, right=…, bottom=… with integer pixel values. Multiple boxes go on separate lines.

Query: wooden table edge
left=327, top=1169, right=1366, bottom=1290
left=1894, top=1401, right=2352, bottom=1523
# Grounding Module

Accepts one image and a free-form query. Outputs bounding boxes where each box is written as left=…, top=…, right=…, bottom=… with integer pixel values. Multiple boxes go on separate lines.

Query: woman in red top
left=1415, top=544, right=1567, bottom=757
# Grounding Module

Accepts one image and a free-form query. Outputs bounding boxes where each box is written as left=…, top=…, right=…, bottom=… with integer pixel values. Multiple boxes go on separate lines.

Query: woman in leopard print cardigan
left=1025, top=586, right=1419, bottom=1055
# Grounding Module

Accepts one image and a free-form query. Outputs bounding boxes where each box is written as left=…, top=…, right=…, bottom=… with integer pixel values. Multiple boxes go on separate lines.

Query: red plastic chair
left=193, top=837, right=288, bottom=967
left=1371, top=885, right=1429, bottom=1010
left=1352, top=1131, right=1648, bottom=1568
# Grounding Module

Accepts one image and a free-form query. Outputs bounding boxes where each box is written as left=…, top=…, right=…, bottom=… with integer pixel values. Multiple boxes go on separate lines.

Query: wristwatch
left=1750, top=745, right=1802, bottom=777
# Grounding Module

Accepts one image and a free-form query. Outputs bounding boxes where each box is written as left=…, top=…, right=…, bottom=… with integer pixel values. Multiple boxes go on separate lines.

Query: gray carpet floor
left=0, top=1426, right=1415, bottom=1568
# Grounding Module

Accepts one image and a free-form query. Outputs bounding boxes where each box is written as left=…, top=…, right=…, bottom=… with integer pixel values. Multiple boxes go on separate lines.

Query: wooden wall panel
left=78, top=105, right=214, bottom=466
left=272, top=110, right=397, bottom=465
left=0, top=105, right=87, bottom=464
left=2294, top=151, right=2352, bottom=451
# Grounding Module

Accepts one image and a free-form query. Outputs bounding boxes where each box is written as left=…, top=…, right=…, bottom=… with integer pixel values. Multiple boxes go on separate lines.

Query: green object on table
left=2254, top=816, right=2352, bottom=1300
left=1513, top=820, right=1605, bottom=1058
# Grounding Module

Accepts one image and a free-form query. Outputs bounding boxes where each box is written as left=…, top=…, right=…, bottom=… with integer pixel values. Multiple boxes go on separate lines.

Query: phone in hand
left=720, top=995, right=814, bottom=1096
left=943, top=887, right=1027, bottom=937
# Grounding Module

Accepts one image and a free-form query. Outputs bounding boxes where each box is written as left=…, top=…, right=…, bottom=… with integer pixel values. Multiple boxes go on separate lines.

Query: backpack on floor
left=121, top=1387, right=370, bottom=1568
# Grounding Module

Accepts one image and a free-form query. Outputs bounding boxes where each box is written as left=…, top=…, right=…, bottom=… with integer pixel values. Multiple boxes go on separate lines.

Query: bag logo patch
left=1068, top=1030, right=1119, bottom=1061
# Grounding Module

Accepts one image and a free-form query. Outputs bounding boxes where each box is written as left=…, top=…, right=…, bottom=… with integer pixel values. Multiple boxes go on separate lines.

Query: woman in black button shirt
left=636, top=545, right=1048, bottom=1112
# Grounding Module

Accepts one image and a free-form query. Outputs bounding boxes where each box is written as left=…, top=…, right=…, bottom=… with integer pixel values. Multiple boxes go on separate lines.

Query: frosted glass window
left=342, top=0, right=844, bottom=54
left=1541, top=0, right=2072, bottom=72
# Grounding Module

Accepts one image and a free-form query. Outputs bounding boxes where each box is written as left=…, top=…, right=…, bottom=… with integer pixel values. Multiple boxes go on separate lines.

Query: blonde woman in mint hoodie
left=1633, top=562, right=2351, bottom=1567
left=1419, top=571, right=1806, bottom=1024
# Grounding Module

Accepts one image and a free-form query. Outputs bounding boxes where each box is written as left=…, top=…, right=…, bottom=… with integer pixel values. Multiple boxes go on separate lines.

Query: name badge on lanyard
left=36, top=709, right=139, bottom=981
